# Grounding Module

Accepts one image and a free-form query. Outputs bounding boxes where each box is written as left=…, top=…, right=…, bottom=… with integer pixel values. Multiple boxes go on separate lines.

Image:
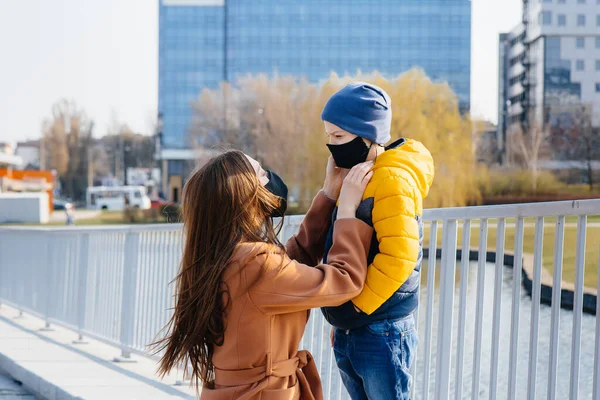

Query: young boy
left=321, top=82, right=434, bottom=399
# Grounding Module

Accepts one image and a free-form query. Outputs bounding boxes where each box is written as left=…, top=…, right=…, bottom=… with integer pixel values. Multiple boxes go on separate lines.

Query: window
left=540, top=11, right=553, bottom=25
left=576, top=37, right=585, bottom=48
left=578, top=0, right=586, bottom=3
left=577, top=14, right=586, bottom=26
left=558, top=0, right=566, bottom=3
left=597, top=14, right=600, bottom=26
left=597, top=37, right=600, bottom=48
left=596, top=83, right=600, bottom=93
left=558, top=14, right=567, bottom=25
left=576, top=60, right=585, bottom=70
left=596, top=60, right=600, bottom=71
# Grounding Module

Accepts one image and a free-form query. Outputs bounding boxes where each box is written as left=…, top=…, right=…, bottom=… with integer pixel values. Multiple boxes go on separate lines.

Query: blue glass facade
left=544, top=37, right=581, bottom=108
left=159, top=0, right=472, bottom=149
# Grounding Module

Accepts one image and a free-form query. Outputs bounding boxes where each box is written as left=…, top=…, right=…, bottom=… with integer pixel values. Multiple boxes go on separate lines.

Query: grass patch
left=424, top=220, right=599, bottom=288
left=44, top=211, right=126, bottom=226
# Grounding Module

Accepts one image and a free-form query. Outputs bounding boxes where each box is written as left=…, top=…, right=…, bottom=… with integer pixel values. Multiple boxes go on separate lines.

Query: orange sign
left=0, top=169, right=55, bottom=211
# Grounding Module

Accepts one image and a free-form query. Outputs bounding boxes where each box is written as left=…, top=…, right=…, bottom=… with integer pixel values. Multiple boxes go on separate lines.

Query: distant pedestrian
left=65, top=203, right=75, bottom=226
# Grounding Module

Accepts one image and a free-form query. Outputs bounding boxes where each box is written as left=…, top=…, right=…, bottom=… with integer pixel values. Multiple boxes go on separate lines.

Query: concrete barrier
left=0, top=193, right=49, bottom=224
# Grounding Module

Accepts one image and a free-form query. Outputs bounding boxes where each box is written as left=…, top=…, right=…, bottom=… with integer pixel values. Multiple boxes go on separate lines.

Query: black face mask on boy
left=264, top=170, right=288, bottom=217
left=326, top=136, right=373, bottom=169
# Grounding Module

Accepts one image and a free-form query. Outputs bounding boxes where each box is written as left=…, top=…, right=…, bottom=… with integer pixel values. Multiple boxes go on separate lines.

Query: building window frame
left=558, top=14, right=567, bottom=26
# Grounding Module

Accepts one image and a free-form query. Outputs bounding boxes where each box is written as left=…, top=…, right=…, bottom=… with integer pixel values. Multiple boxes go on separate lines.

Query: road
left=0, top=374, right=36, bottom=399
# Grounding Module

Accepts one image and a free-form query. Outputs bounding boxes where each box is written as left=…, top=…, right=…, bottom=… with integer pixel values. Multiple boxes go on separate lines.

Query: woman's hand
left=337, top=161, right=374, bottom=219
left=322, top=156, right=348, bottom=201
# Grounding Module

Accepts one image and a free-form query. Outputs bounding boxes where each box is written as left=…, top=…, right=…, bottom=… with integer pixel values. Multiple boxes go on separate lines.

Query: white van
left=86, top=186, right=151, bottom=211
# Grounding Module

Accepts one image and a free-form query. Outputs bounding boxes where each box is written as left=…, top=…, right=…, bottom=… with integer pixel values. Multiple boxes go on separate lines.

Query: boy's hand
left=323, top=156, right=348, bottom=200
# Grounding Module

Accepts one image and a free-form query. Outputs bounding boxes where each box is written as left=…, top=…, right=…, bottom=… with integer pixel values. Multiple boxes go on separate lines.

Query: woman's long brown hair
left=152, top=150, right=284, bottom=389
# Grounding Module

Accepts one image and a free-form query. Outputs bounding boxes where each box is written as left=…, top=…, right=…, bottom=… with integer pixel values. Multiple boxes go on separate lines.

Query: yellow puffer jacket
left=351, top=138, right=435, bottom=315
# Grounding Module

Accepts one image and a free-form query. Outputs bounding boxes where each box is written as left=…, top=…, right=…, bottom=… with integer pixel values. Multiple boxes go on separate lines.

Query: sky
left=0, top=0, right=522, bottom=145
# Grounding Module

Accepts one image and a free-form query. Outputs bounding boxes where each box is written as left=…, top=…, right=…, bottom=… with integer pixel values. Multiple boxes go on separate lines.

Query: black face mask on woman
left=264, top=170, right=288, bottom=217
left=326, top=136, right=373, bottom=169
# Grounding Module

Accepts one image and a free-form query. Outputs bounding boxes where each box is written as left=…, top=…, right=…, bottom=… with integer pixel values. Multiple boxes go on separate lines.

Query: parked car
left=53, top=198, right=72, bottom=211
left=150, top=197, right=170, bottom=209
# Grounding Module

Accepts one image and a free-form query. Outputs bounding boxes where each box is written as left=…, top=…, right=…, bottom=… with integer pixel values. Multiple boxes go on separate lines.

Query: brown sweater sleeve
left=285, top=191, right=336, bottom=266
left=246, top=218, right=372, bottom=315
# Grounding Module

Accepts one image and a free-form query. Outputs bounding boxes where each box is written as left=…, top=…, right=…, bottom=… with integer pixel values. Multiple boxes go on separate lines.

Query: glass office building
left=158, top=0, right=471, bottom=198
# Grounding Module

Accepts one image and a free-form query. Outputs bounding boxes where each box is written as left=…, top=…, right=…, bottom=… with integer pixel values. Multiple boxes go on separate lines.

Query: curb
left=423, top=248, right=597, bottom=315
left=0, top=351, right=80, bottom=400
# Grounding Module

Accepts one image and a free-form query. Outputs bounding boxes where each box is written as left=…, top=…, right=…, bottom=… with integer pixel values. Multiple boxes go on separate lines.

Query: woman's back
left=207, top=243, right=309, bottom=398
left=203, top=192, right=373, bottom=399
left=154, top=151, right=374, bottom=400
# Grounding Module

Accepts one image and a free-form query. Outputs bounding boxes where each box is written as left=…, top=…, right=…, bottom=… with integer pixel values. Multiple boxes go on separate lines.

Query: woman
left=154, top=150, right=373, bottom=399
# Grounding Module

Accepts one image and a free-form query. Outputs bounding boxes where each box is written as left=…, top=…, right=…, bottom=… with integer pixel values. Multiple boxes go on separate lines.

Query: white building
left=498, top=0, right=600, bottom=161
left=14, top=141, right=40, bottom=169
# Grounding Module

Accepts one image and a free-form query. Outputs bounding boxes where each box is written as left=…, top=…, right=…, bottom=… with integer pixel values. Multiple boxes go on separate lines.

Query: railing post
left=40, top=234, right=55, bottom=331
left=114, top=231, right=140, bottom=362
left=569, top=215, right=587, bottom=400
left=489, top=218, right=506, bottom=400
left=454, top=219, right=471, bottom=400
left=472, top=219, right=488, bottom=400
left=0, top=231, right=5, bottom=309
left=593, top=245, right=600, bottom=400
left=422, top=220, right=439, bottom=400
left=527, top=217, right=545, bottom=400
left=73, top=233, right=90, bottom=344
left=434, top=219, right=458, bottom=400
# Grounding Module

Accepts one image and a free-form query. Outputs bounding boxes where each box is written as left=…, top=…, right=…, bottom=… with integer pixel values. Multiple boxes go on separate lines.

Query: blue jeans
left=333, top=315, right=417, bottom=400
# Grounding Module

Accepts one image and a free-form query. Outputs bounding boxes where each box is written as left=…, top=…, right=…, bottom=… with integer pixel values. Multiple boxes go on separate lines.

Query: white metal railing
left=0, top=199, right=599, bottom=399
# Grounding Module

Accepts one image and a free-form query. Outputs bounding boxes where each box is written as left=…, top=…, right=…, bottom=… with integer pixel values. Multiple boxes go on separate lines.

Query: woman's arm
left=284, top=191, right=336, bottom=266
left=284, top=156, right=349, bottom=266
left=247, top=217, right=373, bottom=315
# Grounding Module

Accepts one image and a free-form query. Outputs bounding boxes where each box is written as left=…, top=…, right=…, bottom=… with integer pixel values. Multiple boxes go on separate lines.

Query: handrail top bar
left=0, top=223, right=184, bottom=234
left=0, top=199, right=598, bottom=233
left=423, top=199, right=600, bottom=221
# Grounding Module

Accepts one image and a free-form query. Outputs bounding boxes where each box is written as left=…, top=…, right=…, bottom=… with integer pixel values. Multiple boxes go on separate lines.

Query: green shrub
left=479, top=168, right=565, bottom=197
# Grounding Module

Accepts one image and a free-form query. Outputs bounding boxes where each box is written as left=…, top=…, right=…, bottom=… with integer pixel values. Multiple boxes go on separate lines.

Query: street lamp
left=123, top=145, right=131, bottom=186
left=154, top=112, right=164, bottom=198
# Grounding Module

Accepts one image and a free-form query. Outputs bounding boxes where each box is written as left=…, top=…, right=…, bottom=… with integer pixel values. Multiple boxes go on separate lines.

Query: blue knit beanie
left=321, top=82, right=392, bottom=144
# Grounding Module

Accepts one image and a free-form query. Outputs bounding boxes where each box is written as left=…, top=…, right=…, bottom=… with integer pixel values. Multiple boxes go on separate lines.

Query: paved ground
left=0, top=373, right=36, bottom=399
left=0, top=305, right=196, bottom=400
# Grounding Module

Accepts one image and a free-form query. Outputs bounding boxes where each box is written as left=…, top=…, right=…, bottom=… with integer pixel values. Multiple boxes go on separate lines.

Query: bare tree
left=42, top=100, right=93, bottom=200
left=549, top=104, right=600, bottom=190
left=508, top=115, right=550, bottom=193
left=189, top=75, right=326, bottom=210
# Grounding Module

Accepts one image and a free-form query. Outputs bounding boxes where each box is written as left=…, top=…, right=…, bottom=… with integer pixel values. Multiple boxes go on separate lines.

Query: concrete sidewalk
left=0, top=305, right=197, bottom=400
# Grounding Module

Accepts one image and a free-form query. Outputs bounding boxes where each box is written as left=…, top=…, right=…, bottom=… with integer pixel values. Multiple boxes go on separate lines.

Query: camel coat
left=200, top=192, right=373, bottom=400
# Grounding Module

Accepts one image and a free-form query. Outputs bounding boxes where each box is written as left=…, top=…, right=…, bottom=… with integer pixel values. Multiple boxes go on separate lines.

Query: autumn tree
left=42, top=100, right=93, bottom=201
left=190, top=69, right=480, bottom=211
left=316, top=70, right=480, bottom=208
